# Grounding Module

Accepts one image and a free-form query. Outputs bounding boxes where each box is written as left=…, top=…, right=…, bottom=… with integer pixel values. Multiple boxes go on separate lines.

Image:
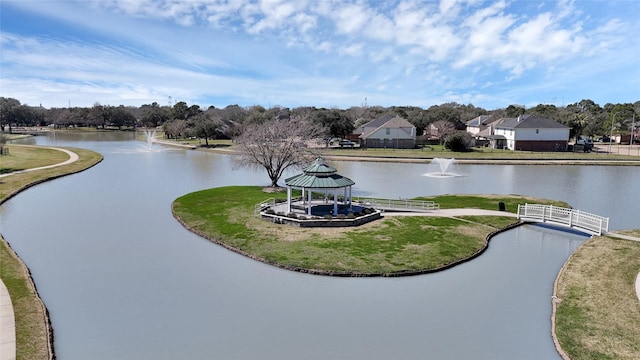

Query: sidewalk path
left=0, top=279, right=15, bottom=360
left=0, top=146, right=79, bottom=178
left=383, top=208, right=518, bottom=218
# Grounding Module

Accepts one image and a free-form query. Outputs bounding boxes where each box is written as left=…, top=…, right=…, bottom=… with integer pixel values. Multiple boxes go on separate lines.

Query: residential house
left=493, top=115, right=569, bottom=151
left=465, top=115, right=508, bottom=148
left=355, top=115, right=416, bottom=149
left=465, top=115, right=496, bottom=136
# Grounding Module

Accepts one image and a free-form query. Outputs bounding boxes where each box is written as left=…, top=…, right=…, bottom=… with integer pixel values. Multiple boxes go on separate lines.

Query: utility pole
left=629, top=112, right=635, bottom=156
left=609, top=112, right=617, bottom=154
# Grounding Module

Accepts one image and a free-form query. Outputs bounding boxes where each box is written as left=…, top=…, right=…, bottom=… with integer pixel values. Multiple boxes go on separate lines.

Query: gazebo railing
left=254, top=198, right=275, bottom=216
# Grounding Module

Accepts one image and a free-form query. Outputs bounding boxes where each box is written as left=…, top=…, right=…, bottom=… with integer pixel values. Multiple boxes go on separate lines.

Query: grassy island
left=172, top=186, right=567, bottom=276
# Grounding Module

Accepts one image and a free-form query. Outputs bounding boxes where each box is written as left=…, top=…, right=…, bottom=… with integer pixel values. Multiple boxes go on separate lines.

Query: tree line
left=1, top=97, right=638, bottom=143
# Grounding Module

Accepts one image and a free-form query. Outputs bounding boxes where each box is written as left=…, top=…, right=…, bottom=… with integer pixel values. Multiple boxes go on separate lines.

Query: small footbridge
left=517, top=204, right=609, bottom=236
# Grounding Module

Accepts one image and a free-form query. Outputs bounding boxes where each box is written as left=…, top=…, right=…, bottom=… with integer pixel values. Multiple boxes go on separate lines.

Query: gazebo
left=284, top=157, right=355, bottom=216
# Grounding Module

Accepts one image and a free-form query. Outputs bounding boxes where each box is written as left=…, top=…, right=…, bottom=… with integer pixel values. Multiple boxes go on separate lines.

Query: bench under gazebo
left=284, top=157, right=355, bottom=216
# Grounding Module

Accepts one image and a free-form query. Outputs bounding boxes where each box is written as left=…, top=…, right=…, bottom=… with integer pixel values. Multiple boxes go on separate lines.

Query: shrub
left=264, top=208, right=275, bottom=215
left=287, top=212, right=298, bottom=219
left=444, top=131, right=473, bottom=152
left=336, top=214, right=346, bottom=219
left=346, top=213, right=356, bottom=219
left=323, top=214, right=332, bottom=220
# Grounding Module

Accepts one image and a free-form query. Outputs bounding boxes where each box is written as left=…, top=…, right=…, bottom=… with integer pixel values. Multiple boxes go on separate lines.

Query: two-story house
left=354, top=115, right=416, bottom=149
left=493, top=115, right=569, bottom=151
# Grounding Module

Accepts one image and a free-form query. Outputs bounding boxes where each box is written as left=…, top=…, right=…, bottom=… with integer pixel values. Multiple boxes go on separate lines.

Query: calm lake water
left=2, top=132, right=637, bottom=359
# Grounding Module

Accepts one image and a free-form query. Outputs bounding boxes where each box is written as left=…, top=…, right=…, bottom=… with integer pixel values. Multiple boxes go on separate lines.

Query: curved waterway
left=2, top=132, right=637, bottom=359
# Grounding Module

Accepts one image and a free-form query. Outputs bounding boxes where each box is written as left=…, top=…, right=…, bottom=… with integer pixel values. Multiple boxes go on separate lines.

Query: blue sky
left=1, top=0, right=638, bottom=110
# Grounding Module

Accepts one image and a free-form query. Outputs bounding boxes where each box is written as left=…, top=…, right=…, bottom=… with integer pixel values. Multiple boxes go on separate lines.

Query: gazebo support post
left=284, top=157, right=356, bottom=218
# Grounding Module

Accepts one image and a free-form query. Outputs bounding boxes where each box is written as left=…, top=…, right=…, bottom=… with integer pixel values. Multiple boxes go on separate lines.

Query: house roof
left=359, top=116, right=415, bottom=139
left=363, top=114, right=395, bottom=129
left=495, top=115, right=569, bottom=129
left=465, top=115, right=495, bottom=126
left=285, top=157, right=355, bottom=189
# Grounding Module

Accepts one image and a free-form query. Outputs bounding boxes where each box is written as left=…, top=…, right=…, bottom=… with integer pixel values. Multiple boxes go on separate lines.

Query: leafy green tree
left=190, top=113, right=223, bottom=146
left=505, top=105, right=525, bottom=118
left=312, top=108, right=353, bottom=146
left=245, top=105, right=273, bottom=124
left=89, top=103, right=112, bottom=128
left=0, top=98, right=45, bottom=131
left=606, top=104, right=635, bottom=134
left=570, top=113, right=590, bottom=140
left=0, top=97, right=21, bottom=132
left=141, top=102, right=169, bottom=127
left=529, top=104, right=559, bottom=121
left=111, top=106, right=137, bottom=129
left=444, top=131, right=473, bottom=152
left=171, top=101, right=190, bottom=120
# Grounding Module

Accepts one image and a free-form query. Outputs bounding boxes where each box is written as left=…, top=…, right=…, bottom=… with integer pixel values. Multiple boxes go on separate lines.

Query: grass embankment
left=555, top=232, right=640, bottom=360
left=0, top=146, right=69, bottom=174
left=0, top=145, right=102, bottom=201
left=319, top=146, right=640, bottom=162
left=172, top=187, right=565, bottom=275
left=174, top=137, right=640, bottom=163
left=0, top=144, right=103, bottom=359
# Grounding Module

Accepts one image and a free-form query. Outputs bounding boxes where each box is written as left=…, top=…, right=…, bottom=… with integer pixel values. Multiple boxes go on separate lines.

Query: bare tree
left=232, top=119, right=321, bottom=187
left=430, top=120, right=456, bottom=144
left=164, top=119, right=187, bottom=139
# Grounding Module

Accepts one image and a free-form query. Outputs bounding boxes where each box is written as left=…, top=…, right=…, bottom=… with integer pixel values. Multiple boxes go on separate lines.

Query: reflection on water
left=3, top=132, right=635, bottom=359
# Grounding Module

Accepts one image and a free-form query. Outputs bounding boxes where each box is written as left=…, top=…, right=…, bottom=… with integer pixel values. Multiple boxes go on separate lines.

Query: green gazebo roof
left=285, top=157, right=355, bottom=189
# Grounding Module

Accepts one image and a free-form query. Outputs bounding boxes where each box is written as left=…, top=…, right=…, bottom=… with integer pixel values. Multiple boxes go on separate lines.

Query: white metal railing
left=353, top=197, right=440, bottom=212
left=517, top=204, right=609, bottom=236
left=254, top=198, right=275, bottom=216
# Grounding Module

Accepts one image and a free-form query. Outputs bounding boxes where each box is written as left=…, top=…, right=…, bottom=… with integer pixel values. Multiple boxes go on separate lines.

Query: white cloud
left=332, top=3, right=372, bottom=35
left=2, top=0, right=638, bottom=109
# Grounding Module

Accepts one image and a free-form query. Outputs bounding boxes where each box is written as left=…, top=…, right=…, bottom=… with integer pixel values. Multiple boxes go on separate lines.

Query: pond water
left=2, top=132, right=637, bottom=359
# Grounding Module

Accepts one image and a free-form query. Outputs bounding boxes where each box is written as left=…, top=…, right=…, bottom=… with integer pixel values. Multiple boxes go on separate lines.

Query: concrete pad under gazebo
left=284, top=157, right=355, bottom=216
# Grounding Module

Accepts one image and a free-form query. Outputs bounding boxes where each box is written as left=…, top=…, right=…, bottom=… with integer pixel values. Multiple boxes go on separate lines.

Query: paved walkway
left=0, top=145, right=79, bottom=178
left=0, top=280, right=15, bottom=360
left=0, top=146, right=79, bottom=360
left=383, top=208, right=518, bottom=217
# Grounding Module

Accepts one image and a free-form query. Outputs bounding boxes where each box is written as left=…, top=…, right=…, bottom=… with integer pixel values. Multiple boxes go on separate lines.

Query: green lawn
left=555, top=233, right=640, bottom=359
left=0, top=145, right=69, bottom=174
left=172, top=187, right=563, bottom=275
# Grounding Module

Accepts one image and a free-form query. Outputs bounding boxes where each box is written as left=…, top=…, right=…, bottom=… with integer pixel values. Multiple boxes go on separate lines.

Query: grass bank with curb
left=553, top=232, right=640, bottom=360
left=172, top=187, right=566, bottom=276
left=0, top=144, right=103, bottom=359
